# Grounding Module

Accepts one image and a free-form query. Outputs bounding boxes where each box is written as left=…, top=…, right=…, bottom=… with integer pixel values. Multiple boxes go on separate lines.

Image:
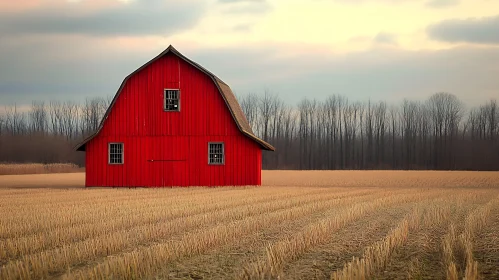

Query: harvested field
left=0, top=171, right=498, bottom=280
left=0, top=163, right=83, bottom=176
left=0, top=173, right=84, bottom=188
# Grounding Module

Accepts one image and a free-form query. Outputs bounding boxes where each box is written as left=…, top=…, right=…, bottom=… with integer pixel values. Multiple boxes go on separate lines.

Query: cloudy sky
left=0, top=0, right=498, bottom=108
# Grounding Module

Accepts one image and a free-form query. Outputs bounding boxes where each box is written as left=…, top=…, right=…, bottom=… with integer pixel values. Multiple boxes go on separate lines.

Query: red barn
left=75, top=45, right=274, bottom=187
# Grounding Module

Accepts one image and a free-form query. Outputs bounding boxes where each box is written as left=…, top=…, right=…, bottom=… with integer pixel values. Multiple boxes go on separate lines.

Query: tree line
left=239, top=92, right=499, bottom=170
left=0, top=98, right=110, bottom=165
left=0, top=92, right=497, bottom=170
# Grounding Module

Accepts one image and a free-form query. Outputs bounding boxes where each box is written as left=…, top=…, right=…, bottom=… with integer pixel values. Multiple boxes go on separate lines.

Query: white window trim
left=164, top=89, right=180, bottom=112
left=208, top=142, right=225, bottom=165
left=108, top=142, right=124, bottom=165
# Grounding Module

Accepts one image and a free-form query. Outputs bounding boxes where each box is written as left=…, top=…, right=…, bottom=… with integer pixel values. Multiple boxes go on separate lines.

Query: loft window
left=164, top=89, right=180, bottom=111
left=109, top=143, right=124, bottom=164
left=208, top=142, right=224, bottom=165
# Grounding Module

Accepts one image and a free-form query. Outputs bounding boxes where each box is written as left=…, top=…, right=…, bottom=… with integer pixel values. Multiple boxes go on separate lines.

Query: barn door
left=147, top=160, right=189, bottom=186
left=147, top=160, right=167, bottom=187
left=146, top=136, right=188, bottom=186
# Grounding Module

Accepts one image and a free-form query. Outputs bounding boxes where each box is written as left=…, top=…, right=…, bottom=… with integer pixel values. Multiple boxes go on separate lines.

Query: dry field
left=0, top=163, right=83, bottom=176
left=0, top=171, right=498, bottom=280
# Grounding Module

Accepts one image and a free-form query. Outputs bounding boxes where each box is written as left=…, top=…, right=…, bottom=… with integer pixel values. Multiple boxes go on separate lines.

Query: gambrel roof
left=75, top=45, right=274, bottom=151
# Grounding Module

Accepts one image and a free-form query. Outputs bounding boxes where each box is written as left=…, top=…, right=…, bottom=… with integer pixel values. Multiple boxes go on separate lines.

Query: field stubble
left=0, top=163, right=83, bottom=176
left=0, top=170, right=498, bottom=280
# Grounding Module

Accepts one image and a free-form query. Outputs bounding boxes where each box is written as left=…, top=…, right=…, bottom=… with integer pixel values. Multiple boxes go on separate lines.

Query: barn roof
left=75, top=45, right=275, bottom=151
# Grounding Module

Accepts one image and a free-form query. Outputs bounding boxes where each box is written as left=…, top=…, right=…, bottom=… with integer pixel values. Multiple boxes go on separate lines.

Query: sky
left=0, top=0, right=498, bottom=109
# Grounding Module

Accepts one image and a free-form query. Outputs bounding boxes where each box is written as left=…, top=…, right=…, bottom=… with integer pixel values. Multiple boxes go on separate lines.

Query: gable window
left=164, top=89, right=180, bottom=111
left=109, top=143, right=124, bottom=164
left=208, top=142, right=224, bottom=165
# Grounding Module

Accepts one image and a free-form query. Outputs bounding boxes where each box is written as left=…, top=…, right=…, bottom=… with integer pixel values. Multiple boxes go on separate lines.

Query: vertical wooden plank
left=225, top=136, right=232, bottom=186
left=99, top=138, right=106, bottom=187
left=235, top=136, right=241, bottom=186
left=159, top=62, right=164, bottom=184
left=132, top=77, right=140, bottom=187
left=98, top=138, right=104, bottom=187
left=193, top=136, right=200, bottom=186
left=119, top=137, right=124, bottom=187
left=131, top=81, right=137, bottom=187
left=137, top=137, right=143, bottom=187
left=91, top=140, right=96, bottom=187
left=126, top=137, right=131, bottom=187
left=257, top=148, right=262, bottom=185
left=85, top=142, right=91, bottom=187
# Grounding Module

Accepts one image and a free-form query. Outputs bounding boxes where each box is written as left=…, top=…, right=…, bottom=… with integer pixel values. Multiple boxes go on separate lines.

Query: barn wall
left=99, top=53, right=241, bottom=137
left=85, top=53, right=262, bottom=187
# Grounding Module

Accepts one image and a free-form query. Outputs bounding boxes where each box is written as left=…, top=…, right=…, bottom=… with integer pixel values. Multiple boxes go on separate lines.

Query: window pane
left=164, top=90, right=180, bottom=111
left=109, top=143, right=123, bottom=164
left=209, top=143, right=224, bottom=164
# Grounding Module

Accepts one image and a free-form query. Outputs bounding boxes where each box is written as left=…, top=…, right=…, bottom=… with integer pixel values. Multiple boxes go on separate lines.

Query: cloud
left=232, top=24, right=253, bottom=32
left=1, top=37, right=498, bottom=108
left=191, top=44, right=499, bottom=106
left=0, top=34, right=157, bottom=104
left=218, top=0, right=271, bottom=14
left=427, top=15, right=499, bottom=44
left=0, top=0, right=206, bottom=37
left=222, top=4, right=271, bottom=14
left=374, top=32, right=397, bottom=45
left=329, top=0, right=459, bottom=7
left=330, top=0, right=418, bottom=4
left=219, top=0, right=265, bottom=2
left=425, top=0, right=460, bottom=8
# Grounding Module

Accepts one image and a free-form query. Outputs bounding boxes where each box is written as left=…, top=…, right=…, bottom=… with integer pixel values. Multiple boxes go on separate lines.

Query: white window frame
left=108, top=143, right=124, bottom=165
left=208, top=142, right=225, bottom=165
left=164, top=89, right=180, bottom=112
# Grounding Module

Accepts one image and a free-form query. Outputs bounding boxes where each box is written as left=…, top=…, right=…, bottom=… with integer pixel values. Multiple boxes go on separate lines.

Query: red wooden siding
left=85, top=53, right=262, bottom=187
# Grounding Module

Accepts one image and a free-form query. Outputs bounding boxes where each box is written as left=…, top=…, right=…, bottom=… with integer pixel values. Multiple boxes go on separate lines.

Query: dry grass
left=263, top=170, right=499, bottom=188
left=0, top=173, right=84, bottom=188
left=330, top=197, right=454, bottom=280
left=0, top=163, right=83, bottom=176
left=441, top=195, right=497, bottom=280
left=0, top=171, right=497, bottom=280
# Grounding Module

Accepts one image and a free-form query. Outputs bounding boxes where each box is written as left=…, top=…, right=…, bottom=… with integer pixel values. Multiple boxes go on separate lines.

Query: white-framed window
left=109, top=143, right=124, bottom=164
left=208, top=142, right=224, bottom=165
left=164, top=89, right=180, bottom=111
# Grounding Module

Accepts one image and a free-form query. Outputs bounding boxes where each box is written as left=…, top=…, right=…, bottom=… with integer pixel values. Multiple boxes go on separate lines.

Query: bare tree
left=60, top=101, right=79, bottom=139
left=240, top=93, right=259, bottom=133
left=257, top=90, right=279, bottom=142
left=374, top=101, right=387, bottom=166
left=4, top=104, right=28, bottom=135
left=427, top=92, right=463, bottom=169
left=388, top=105, right=399, bottom=168
left=80, top=98, right=105, bottom=137
left=0, top=114, right=4, bottom=136
left=29, top=101, right=48, bottom=134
